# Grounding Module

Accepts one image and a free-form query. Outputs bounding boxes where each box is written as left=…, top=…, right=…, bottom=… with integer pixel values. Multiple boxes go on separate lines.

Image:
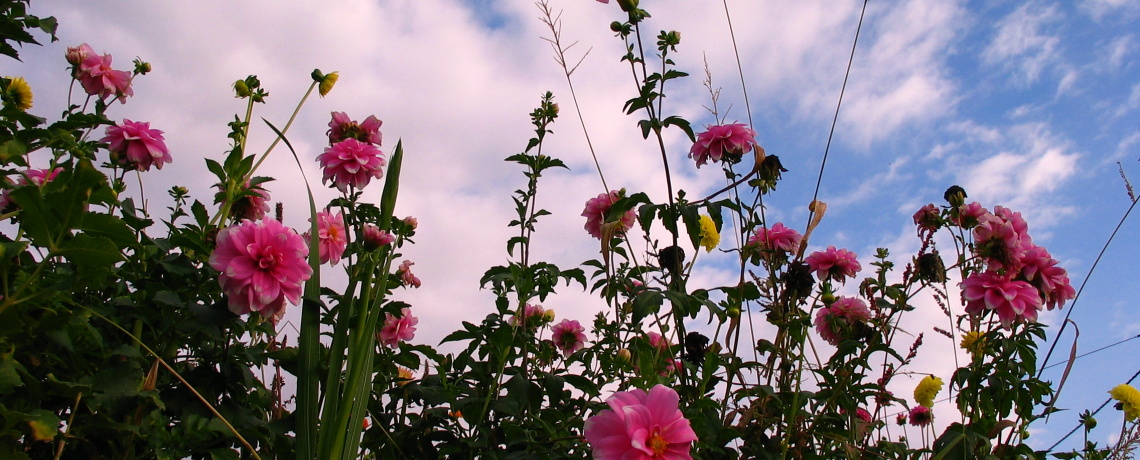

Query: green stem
left=248, top=81, right=317, bottom=180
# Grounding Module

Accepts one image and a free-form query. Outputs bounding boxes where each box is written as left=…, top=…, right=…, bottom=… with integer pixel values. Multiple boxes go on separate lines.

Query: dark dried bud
left=782, top=262, right=815, bottom=300
left=658, top=245, right=686, bottom=274
left=760, top=155, right=787, bottom=183
left=683, top=332, right=709, bottom=365
left=943, top=185, right=967, bottom=207
left=915, top=253, right=946, bottom=284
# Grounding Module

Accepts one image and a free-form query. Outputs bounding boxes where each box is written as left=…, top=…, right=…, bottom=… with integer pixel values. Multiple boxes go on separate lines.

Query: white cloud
left=1082, top=0, right=1140, bottom=20
left=982, top=2, right=1063, bottom=85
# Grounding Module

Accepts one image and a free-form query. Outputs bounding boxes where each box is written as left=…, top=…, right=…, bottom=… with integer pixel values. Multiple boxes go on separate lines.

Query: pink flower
left=582, top=190, right=636, bottom=240
left=973, top=212, right=1024, bottom=271
left=0, top=168, right=62, bottom=211
left=913, top=203, right=940, bottom=236
left=814, top=296, right=872, bottom=346
left=308, top=210, right=347, bottom=265
left=65, top=44, right=94, bottom=67
left=397, top=260, right=421, bottom=288
left=102, top=120, right=171, bottom=171
left=1018, top=245, right=1075, bottom=310
left=647, top=332, right=670, bottom=352
left=747, top=222, right=801, bottom=254
left=75, top=45, right=133, bottom=103
left=551, top=319, right=587, bottom=357
left=316, top=138, right=386, bottom=192
left=510, top=303, right=548, bottom=327
left=361, top=224, right=395, bottom=251
left=327, top=111, right=383, bottom=145
left=805, top=246, right=861, bottom=283
left=994, top=206, right=1031, bottom=245
left=908, top=406, right=932, bottom=426
left=403, top=216, right=418, bottom=230
left=379, top=307, right=418, bottom=348
left=689, top=123, right=757, bottom=169
left=855, top=408, right=872, bottom=423
left=952, top=202, right=987, bottom=228
left=961, top=271, right=1043, bottom=328
left=208, top=219, right=312, bottom=317
left=583, top=385, right=698, bottom=460
left=213, top=181, right=271, bottom=221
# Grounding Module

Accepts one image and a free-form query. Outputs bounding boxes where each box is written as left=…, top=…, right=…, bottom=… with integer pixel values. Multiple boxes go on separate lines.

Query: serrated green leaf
left=54, top=234, right=123, bottom=268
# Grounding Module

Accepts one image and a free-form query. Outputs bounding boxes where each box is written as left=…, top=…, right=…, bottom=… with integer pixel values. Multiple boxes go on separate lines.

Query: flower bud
left=233, top=79, right=251, bottom=98
left=943, top=185, right=967, bottom=208
left=65, top=46, right=87, bottom=66
left=319, top=71, right=339, bottom=97
left=915, top=252, right=946, bottom=284
left=820, top=291, right=836, bottom=305
left=133, top=58, right=151, bottom=75
left=658, top=245, right=686, bottom=274
left=617, top=0, right=638, bottom=12
left=403, top=216, right=418, bottom=231
left=616, top=348, right=631, bottom=363
left=362, top=223, right=394, bottom=251
left=543, top=308, right=556, bottom=322
left=727, top=306, right=740, bottom=318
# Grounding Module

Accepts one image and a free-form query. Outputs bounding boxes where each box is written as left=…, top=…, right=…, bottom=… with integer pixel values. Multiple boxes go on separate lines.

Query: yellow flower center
left=647, top=431, right=668, bottom=456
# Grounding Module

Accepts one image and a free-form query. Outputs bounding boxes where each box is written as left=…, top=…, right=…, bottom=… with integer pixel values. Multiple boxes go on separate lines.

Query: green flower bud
left=233, top=80, right=251, bottom=98
left=616, top=348, right=631, bottom=363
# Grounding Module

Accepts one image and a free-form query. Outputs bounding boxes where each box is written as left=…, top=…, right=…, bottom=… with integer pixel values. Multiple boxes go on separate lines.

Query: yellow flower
left=698, top=215, right=719, bottom=253
left=319, top=71, right=339, bottom=97
left=960, top=331, right=985, bottom=357
left=1110, top=384, right=1140, bottom=421
left=914, top=375, right=943, bottom=408
left=5, top=76, right=32, bottom=111
left=396, top=366, right=415, bottom=386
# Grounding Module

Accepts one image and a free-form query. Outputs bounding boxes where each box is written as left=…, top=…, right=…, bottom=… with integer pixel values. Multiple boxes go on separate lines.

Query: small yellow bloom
left=914, top=375, right=943, bottom=408
left=319, top=71, right=339, bottom=97
left=698, top=215, right=719, bottom=253
left=960, top=331, right=985, bottom=357
left=1110, top=384, right=1140, bottom=421
left=5, top=76, right=32, bottom=111
left=396, top=366, right=415, bottom=386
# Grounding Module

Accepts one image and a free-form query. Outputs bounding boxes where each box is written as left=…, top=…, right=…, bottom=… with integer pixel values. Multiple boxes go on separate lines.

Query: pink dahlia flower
left=102, top=120, right=171, bottom=171
left=213, top=181, right=271, bottom=221
left=510, top=303, right=548, bottom=327
left=994, top=206, right=1031, bottom=246
left=913, top=203, right=940, bottom=236
left=0, top=168, right=62, bottom=211
left=747, top=222, right=801, bottom=254
left=582, top=190, right=636, bottom=240
left=379, top=307, right=418, bottom=348
left=316, top=138, right=386, bottom=192
left=1019, top=245, right=1075, bottom=310
left=327, top=111, right=383, bottom=145
left=908, top=406, right=932, bottom=426
left=961, top=271, right=1043, bottom=327
left=973, top=212, right=1024, bottom=271
left=397, top=260, right=422, bottom=288
left=583, top=384, right=698, bottom=460
left=309, top=210, right=347, bottom=265
left=551, top=319, right=587, bottom=357
left=208, top=219, right=312, bottom=317
left=75, top=46, right=133, bottom=103
left=361, top=224, right=395, bottom=251
left=689, top=123, right=757, bottom=169
left=855, top=408, right=872, bottom=423
left=814, top=296, right=872, bottom=346
left=647, top=331, right=671, bottom=352
left=952, top=201, right=987, bottom=228
left=805, top=246, right=861, bottom=283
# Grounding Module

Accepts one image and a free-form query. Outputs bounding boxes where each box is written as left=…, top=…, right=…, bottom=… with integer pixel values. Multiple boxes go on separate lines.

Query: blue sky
left=9, top=0, right=1140, bottom=452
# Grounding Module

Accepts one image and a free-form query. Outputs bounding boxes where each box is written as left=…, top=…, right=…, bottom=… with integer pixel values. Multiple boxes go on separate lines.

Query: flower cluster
left=208, top=218, right=312, bottom=317
left=67, top=43, right=133, bottom=103
left=509, top=303, right=552, bottom=328
left=584, top=385, right=698, bottom=460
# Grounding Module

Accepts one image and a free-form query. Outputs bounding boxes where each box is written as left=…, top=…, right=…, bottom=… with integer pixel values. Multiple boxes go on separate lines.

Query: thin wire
left=1042, top=334, right=1140, bottom=371
left=1039, top=197, right=1139, bottom=376
left=806, top=0, right=869, bottom=225
left=722, top=0, right=753, bottom=129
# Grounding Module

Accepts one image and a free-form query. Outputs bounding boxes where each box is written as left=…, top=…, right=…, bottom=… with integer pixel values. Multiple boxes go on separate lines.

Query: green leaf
left=26, top=409, right=59, bottom=442
left=78, top=212, right=135, bottom=247
left=0, top=356, right=23, bottom=395
left=680, top=203, right=701, bottom=250
left=632, top=290, right=663, bottom=323
left=54, top=234, right=123, bottom=268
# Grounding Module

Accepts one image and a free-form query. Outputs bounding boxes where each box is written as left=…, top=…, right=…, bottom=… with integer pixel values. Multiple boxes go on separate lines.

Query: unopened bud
left=65, top=45, right=88, bottom=66
left=233, top=80, right=251, bottom=98
left=943, top=185, right=967, bottom=208
left=362, top=224, right=394, bottom=251
left=616, top=348, right=631, bottom=363
left=133, top=58, right=151, bottom=75
left=727, top=306, right=740, bottom=318
left=616, top=0, right=638, bottom=12
left=543, top=309, right=556, bottom=322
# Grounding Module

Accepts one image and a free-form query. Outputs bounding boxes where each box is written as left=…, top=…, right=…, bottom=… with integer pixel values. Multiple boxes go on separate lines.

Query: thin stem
left=248, top=81, right=318, bottom=179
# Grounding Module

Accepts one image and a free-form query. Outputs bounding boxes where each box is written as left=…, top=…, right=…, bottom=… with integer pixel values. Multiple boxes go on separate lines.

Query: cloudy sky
left=8, top=0, right=1140, bottom=452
